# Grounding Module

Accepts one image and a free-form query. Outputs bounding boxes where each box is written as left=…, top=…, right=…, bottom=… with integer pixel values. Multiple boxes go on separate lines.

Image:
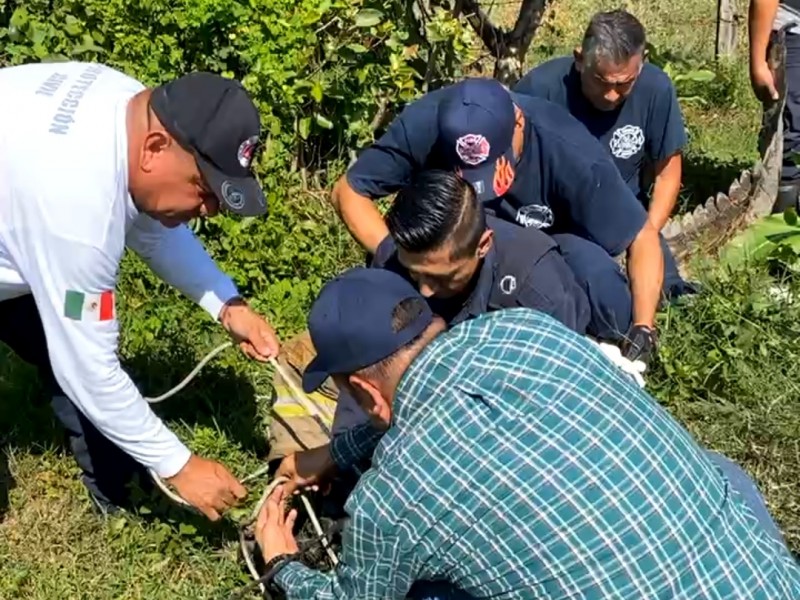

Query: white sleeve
left=125, top=215, right=239, bottom=320
left=20, top=235, right=192, bottom=478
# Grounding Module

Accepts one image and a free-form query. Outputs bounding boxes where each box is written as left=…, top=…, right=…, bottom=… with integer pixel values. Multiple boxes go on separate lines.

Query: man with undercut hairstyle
left=373, top=169, right=590, bottom=332
left=332, top=168, right=591, bottom=437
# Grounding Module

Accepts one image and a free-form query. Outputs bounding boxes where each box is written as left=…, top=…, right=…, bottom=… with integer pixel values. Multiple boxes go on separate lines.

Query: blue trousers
left=782, top=31, right=800, bottom=184
left=705, top=451, right=786, bottom=546
left=552, top=233, right=692, bottom=342
left=0, top=294, right=148, bottom=509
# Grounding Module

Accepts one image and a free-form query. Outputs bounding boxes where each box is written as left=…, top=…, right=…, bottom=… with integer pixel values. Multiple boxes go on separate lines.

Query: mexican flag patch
left=64, top=290, right=115, bottom=322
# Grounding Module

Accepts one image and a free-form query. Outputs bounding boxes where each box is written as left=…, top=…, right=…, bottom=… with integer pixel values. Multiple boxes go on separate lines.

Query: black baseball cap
left=302, top=267, right=434, bottom=393
left=437, top=77, right=517, bottom=202
left=150, top=72, right=267, bottom=217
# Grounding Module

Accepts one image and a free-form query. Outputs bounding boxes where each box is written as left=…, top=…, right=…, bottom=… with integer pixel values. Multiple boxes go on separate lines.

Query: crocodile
left=662, top=29, right=789, bottom=276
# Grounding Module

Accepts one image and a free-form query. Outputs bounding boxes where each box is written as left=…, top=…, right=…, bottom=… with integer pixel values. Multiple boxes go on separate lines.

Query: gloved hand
left=620, top=324, right=657, bottom=365
left=593, top=340, right=647, bottom=388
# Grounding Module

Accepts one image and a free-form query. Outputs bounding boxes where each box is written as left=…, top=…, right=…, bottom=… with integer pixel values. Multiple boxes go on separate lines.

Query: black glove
left=620, top=324, right=657, bottom=364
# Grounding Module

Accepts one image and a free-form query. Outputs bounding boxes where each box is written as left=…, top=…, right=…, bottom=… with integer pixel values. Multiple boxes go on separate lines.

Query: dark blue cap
left=302, top=267, right=434, bottom=393
left=437, top=78, right=517, bottom=201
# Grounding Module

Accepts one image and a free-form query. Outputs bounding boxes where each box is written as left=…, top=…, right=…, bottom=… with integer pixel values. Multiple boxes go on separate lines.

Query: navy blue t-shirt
left=371, top=215, right=591, bottom=333
left=346, top=84, right=648, bottom=257
left=513, top=56, right=687, bottom=202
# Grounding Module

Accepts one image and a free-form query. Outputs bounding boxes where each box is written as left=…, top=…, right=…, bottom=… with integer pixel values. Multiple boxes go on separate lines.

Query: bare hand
left=219, top=297, right=280, bottom=361
left=256, top=484, right=300, bottom=563
left=276, top=445, right=336, bottom=496
left=166, top=454, right=247, bottom=520
left=751, top=60, right=779, bottom=102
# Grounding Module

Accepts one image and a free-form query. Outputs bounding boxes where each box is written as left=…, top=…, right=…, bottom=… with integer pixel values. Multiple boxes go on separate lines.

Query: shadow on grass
left=679, top=152, right=754, bottom=213
left=0, top=334, right=269, bottom=541
left=123, top=342, right=266, bottom=457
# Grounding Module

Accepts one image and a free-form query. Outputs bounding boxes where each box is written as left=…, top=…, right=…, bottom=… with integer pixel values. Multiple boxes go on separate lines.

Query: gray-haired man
left=514, top=9, right=694, bottom=299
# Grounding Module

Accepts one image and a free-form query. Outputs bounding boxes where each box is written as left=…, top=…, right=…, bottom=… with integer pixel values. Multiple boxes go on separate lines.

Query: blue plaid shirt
left=276, top=309, right=800, bottom=598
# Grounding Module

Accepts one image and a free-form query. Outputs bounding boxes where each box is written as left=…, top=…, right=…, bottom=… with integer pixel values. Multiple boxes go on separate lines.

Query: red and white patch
left=237, top=135, right=259, bottom=168
left=455, top=134, right=490, bottom=166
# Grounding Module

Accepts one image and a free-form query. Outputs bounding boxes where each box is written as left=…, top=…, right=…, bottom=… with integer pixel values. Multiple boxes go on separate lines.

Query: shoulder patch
left=64, top=289, right=115, bottom=321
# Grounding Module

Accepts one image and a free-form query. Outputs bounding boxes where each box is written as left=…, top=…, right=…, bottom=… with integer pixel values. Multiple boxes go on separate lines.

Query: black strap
left=261, top=552, right=302, bottom=596
left=783, top=0, right=800, bottom=13
left=226, top=552, right=302, bottom=600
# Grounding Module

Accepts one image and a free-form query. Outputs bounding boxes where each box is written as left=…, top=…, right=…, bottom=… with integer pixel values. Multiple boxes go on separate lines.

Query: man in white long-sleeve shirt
left=0, top=61, right=281, bottom=520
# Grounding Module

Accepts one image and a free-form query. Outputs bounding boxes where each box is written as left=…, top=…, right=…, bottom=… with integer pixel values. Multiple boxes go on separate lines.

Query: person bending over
left=330, top=77, right=664, bottom=363
left=260, top=267, right=799, bottom=599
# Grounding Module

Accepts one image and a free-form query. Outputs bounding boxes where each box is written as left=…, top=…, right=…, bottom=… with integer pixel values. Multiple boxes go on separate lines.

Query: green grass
left=3, top=0, right=799, bottom=597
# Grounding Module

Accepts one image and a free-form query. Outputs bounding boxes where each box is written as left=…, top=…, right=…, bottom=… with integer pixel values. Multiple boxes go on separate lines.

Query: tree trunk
left=715, top=0, right=739, bottom=58
left=458, top=0, right=550, bottom=85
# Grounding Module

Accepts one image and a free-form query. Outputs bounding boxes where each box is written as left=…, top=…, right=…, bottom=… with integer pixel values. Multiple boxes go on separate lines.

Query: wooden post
left=716, top=0, right=739, bottom=58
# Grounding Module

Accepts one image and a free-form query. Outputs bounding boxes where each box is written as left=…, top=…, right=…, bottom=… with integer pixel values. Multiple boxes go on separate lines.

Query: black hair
left=386, top=170, right=486, bottom=259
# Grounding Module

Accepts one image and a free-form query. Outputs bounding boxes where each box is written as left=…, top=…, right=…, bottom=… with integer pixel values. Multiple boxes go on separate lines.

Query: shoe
left=87, top=488, right=126, bottom=518
left=774, top=183, right=800, bottom=214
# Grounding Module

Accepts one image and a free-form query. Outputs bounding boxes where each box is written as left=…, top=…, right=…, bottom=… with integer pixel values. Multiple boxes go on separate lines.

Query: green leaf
left=9, top=6, right=29, bottom=31
left=720, top=214, right=800, bottom=268
left=299, top=116, right=311, bottom=140
left=178, top=523, right=197, bottom=536
left=355, top=9, right=383, bottom=28
left=682, top=69, right=716, bottom=82
left=785, top=207, right=798, bottom=226
left=64, top=15, right=82, bottom=37
left=346, top=43, right=368, bottom=53
left=315, top=113, right=334, bottom=129
left=30, top=24, right=47, bottom=46
left=43, top=53, right=70, bottom=63
left=72, top=32, right=106, bottom=56
left=311, top=80, right=323, bottom=103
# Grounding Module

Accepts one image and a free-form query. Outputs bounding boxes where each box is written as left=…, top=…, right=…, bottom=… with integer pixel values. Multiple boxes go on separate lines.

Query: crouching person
left=256, top=267, right=800, bottom=599
left=333, top=168, right=592, bottom=440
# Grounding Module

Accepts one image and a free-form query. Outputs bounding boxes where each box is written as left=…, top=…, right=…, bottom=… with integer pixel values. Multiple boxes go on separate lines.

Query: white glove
left=592, top=340, right=647, bottom=388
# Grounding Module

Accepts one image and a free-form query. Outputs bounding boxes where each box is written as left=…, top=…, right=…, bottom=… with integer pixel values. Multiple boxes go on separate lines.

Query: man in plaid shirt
left=256, top=267, right=800, bottom=599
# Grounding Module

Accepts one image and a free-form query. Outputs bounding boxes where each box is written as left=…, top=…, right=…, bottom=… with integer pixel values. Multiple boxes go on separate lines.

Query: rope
left=145, top=341, right=234, bottom=403
left=139, top=340, right=339, bottom=590
left=143, top=342, right=331, bottom=508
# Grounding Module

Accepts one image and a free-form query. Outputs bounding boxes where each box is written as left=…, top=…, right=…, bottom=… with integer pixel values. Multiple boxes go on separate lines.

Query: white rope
left=143, top=341, right=236, bottom=510
left=145, top=341, right=234, bottom=403
left=139, top=340, right=339, bottom=577
left=241, top=476, right=290, bottom=594
left=299, top=494, right=339, bottom=566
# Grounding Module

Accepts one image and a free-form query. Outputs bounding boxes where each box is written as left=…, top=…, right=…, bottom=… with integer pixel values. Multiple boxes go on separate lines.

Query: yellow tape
left=272, top=385, right=337, bottom=420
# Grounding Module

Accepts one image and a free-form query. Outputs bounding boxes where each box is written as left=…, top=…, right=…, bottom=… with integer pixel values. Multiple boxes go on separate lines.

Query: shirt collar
left=463, top=244, right=497, bottom=319
left=390, top=249, right=496, bottom=428
left=391, top=334, right=446, bottom=430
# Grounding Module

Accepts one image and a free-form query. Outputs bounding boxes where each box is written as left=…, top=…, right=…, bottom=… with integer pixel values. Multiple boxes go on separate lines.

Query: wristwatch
left=262, top=552, right=301, bottom=597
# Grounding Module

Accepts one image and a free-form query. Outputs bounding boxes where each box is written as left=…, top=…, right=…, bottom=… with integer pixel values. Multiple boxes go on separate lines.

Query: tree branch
left=458, top=0, right=504, bottom=57
left=509, top=0, right=549, bottom=49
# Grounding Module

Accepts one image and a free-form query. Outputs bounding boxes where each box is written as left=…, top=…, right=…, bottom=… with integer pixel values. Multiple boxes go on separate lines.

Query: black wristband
left=262, top=551, right=301, bottom=586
